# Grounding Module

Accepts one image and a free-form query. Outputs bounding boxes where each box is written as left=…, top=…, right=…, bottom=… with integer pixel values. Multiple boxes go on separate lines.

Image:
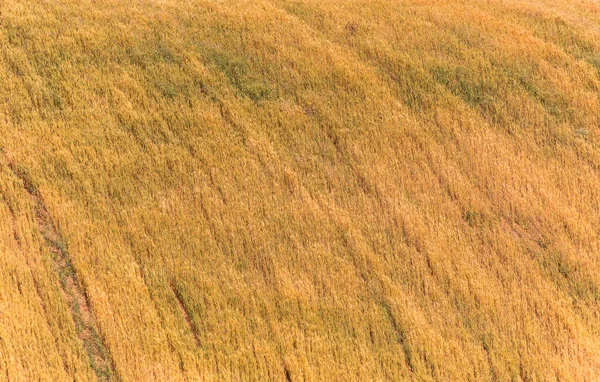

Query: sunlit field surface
left=1, top=0, right=600, bottom=380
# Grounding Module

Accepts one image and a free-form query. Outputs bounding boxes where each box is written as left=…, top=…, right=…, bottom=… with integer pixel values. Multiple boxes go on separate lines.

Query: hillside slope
left=1, top=0, right=600, bottom=380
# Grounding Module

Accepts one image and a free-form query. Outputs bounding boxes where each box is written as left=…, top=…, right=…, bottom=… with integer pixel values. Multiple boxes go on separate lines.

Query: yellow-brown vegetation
left=1, top=0, right=600, bottom=380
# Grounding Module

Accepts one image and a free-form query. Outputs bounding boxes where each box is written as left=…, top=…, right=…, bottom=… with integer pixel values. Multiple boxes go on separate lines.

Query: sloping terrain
left=1, top=0, right=600, bottom=380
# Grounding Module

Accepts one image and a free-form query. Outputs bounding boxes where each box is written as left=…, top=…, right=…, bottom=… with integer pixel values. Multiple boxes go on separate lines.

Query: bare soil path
left=4, top=153, right=120, bottom=381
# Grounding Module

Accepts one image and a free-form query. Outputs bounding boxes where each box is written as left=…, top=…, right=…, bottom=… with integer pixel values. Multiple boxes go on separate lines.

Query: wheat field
left=1, top=0, right=600, bottom=380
